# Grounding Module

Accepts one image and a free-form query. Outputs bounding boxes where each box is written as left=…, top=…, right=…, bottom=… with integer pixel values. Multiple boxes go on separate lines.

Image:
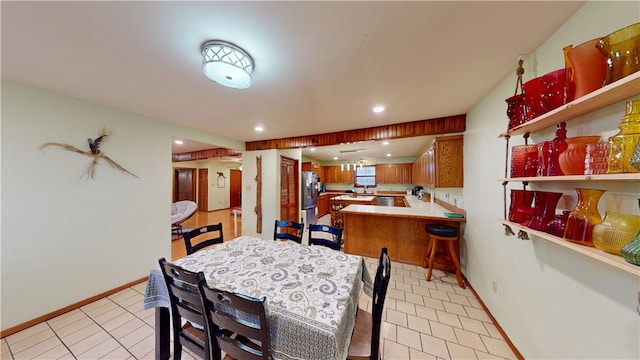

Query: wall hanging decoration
left=216, top=171, right=226, bottom=188
left=40, top=127, right=138, bottom=180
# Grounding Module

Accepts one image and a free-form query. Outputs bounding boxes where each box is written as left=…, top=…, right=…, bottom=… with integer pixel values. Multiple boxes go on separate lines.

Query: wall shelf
left=499, top=219, right=640, bottom=277
left=498, top=173, right=640, bottom=182
left=498, top=72, right=640, bottom=138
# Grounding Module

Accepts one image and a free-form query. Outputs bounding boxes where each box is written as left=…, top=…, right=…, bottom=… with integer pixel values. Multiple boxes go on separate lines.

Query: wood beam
left=172, top=148, right=242, bottom=162
left=245, top=114, right=466, bottom=151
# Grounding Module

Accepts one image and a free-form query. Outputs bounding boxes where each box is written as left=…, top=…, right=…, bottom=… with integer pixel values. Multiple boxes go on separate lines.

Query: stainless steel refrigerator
left=301, top=171, right=319, bottom=226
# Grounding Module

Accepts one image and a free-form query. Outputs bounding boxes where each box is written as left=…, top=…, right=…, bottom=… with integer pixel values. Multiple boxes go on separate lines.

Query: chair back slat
left=370, top=248, right=391, bottom=360
left=308, top=224, right=343, bottom=250
left=183, top=223, right=224, bottom=255
left=273, top=219, right=304, bottom=243
left=199, top=282, right=271, bottom=360
left=158, top=258, right=211, bottom=360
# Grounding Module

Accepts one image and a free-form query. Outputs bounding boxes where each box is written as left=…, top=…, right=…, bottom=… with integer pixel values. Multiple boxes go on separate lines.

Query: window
left=355, top=166, right=376, bottom=186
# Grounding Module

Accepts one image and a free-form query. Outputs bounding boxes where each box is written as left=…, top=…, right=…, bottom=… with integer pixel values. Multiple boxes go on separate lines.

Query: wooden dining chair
left=198, top=281, right=271, bottom=360
left=158, top=258, right=213, bottom=360
left=308, top=224, right=343, bottom=250
left=183, top=223, right=224, bottom=255
left=347, top=248, right=391, bottom=360
left=273, top=219, right=304, bottom=243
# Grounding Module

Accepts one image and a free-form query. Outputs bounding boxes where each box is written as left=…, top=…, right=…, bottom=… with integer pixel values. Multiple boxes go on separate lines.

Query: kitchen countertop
left=330, top=195, right=376, bottom=202
left=340, top=195, right=465, bottom=221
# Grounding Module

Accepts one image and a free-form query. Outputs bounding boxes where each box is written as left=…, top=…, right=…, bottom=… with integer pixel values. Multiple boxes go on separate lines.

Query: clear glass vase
left=563, top=188, right=605, bottom=247
left=621, top=199, right=640, bottom=265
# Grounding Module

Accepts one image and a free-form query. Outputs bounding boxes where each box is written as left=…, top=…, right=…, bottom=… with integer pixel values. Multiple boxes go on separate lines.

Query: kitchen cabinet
left=324, top=165, right=354, bottom=184
left=318, top=193, right=330, bottom=217
left=412, top=135, right=463, bottom=188
left=302, top=161, right=322, bottom=176
left=498, top=72, right=640, bottom=277
left=376, top=164, right=412, bottom=184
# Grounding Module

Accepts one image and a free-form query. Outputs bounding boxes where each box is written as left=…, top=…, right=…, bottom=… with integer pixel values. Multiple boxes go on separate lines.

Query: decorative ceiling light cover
left=201, top=40, right=254, bottom=89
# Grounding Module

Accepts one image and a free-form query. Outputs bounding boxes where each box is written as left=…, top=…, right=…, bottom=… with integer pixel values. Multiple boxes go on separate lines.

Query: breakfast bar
left=341, top=195, right=465, bottom=269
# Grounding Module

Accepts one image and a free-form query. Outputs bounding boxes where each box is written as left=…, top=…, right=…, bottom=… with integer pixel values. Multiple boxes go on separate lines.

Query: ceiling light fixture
left=174, top=140, right=184, bottom=145
left=372, top=105, right=385, bottom=113
left=254, top=126, right=264, bottom=132
left=201, top=40, right=255, bottom=89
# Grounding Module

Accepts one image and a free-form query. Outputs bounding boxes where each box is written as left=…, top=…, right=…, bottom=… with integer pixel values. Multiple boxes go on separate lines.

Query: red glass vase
left=506, top=94, right=528, bottom=130
left=527, top=191, right=563, bottom=231
left=546, top=122, right=568, bottom=176
left=509, top=189, right=535, bottom=223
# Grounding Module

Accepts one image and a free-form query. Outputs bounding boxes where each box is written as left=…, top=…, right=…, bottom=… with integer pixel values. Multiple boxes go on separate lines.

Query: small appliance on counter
left=411, top=186, right=424, bottom=196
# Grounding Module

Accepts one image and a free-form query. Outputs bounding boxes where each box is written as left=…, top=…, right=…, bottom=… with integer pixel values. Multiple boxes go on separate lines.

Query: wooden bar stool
left=424, top=224, right=465, bottom=289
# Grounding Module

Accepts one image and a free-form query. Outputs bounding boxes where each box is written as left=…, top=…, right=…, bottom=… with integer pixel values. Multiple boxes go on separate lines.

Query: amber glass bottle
left=607, top=100, right=640, bottom=174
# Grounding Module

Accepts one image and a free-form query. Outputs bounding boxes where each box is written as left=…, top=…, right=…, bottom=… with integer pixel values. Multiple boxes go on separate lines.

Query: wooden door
left=198, top=169, right=208, bottom=211
left=173, top=168, right=196, bottom=202
left=230, top=169, right=242, bottom=208
left=279, top=156, right=299, bottom=223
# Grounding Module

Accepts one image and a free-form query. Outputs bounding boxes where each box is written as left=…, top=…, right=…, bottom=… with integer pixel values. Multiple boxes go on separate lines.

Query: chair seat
left=426, top=224, right=458, bottom=238
left=347, top=308, right=373, bottom=359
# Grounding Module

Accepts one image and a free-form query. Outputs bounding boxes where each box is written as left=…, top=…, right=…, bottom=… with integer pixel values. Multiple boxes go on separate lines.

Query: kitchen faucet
left=363, top=185, right=368, bottom=194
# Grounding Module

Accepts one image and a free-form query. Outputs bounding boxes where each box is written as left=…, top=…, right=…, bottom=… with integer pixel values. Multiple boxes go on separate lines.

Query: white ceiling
left=1, top=1, right=584, bottom=162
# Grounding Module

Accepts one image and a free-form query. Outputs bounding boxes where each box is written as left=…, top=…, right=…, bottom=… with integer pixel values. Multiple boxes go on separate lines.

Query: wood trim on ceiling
left=172, top=148, right=242, bottom=162
left=245, top=114, right=466, bottom=151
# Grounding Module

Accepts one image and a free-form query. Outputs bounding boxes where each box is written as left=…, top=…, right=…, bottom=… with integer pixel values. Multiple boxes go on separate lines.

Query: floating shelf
left=499, top=72, right=640, bottom=138
left=498, top=173, right=640, bottom=182
left=498, top=219, right=640, bottom=277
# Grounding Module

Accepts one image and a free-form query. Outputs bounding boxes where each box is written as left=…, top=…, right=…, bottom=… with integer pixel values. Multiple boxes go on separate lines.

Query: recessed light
left=372, top=105, right=385, bottom=113
left=382, top=141, right=389, bottom=145
left=254, top=126, right=264, bottom=132
left=174, top=140, right=184, bottom=145
left=386, top=153, right=392, bottom=157
left=310, top=148, right=316, bottom=152
left=333, top=156, right=338, bottom=160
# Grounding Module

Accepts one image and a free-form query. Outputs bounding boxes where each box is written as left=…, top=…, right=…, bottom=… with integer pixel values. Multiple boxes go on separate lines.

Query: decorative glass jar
left=563, top=188, right=605, bottom=247
left=584, top=142, right=610, bottom=175
left=510, top=145, right=538, bottom=178
left=592, top=211, right=640, bottom=255
left=606, top=99, right=640, bottom=174
left=558, top=136, right=601, bottom=175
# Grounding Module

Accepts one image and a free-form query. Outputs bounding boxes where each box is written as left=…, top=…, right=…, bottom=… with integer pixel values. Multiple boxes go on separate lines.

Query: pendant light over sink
left=201, top=40, right=255, bottom=89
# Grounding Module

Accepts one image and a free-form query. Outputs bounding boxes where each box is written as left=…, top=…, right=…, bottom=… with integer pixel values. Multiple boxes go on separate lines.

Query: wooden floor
left=171, top=208, right=242, bottom=260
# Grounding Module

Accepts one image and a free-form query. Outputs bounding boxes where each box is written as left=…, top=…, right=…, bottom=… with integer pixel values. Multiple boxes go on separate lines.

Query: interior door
left=198, top=169, right=208, bottom=211
left=279, top=156, right=299, bottom=223
left=230, top=169, right=242, bottom=208
left=173, top=168, right=196, bottom=202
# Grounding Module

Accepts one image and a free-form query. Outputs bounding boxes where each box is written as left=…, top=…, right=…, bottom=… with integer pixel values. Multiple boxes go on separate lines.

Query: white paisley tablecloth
left=143, top=236, right=373, bottom=360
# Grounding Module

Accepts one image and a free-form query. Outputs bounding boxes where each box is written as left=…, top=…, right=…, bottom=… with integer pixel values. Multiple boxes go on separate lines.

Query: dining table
left=142, top=235, right=373, bottom=360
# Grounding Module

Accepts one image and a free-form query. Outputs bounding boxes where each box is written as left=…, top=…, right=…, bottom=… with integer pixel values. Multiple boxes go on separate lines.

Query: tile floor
left=2, top=215, right=519, bottom=360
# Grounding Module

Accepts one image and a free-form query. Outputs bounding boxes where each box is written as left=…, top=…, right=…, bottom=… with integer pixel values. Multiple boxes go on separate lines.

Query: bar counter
left=341, top=195, right=465, bottom=269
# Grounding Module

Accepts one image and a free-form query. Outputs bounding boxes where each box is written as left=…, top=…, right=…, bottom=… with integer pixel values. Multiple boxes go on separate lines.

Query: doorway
left=197, top=169, right=208, bottom=211
left=230, top=169, right=242, bottom=208
left=279, top=156, right=299, bottom=223
left=173, top=168, right=196, bottom=202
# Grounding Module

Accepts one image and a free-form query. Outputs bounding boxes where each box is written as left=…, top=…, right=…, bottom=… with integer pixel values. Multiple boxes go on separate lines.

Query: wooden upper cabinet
left=375, top=164, right=412, bottom=184
left=324, top=165, right=354, bottom=184
left=412, top=135, right=463, bottom=188
left=302, top=161, right=320, bottom=172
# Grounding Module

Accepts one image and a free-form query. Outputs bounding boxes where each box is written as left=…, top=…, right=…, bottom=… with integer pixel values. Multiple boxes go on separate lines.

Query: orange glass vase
left=558, top=136, right=601, bottom=175
left=563, top=188, right=605, bottom=247
left=565, top=38, right=607, bottom=101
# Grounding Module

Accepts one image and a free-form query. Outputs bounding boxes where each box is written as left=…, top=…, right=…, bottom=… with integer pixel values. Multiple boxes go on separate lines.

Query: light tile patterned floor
left=2, top=217, right=518, bottom=359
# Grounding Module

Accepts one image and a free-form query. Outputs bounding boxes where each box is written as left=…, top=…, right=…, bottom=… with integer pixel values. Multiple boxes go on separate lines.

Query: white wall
left=0, top=81, right=243, bottom=330
left=464, top=2, right=640, bottom=358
